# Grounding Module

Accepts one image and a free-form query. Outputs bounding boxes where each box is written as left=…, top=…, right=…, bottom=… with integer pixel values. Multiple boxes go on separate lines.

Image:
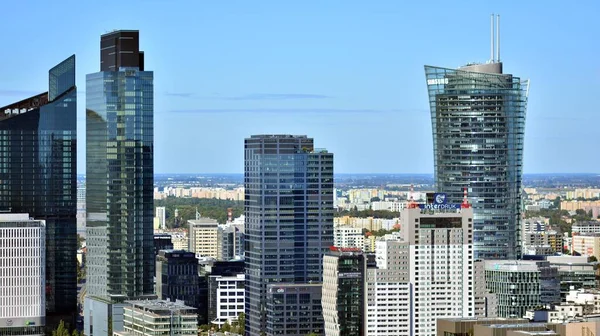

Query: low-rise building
left=572, top=234, right=600, bottom=260
left=572, top=222, right=600, bottom=235
left=484, top=260, right=560, bottom=318
left=209, top=274, right=245, bottom=328
left=546, top=256, right=597, bottom=298
left=116, top=300, right=197, bottom=336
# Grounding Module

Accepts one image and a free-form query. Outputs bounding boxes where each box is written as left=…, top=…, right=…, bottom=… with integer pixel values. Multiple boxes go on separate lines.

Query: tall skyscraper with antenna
left=424, top=15, right=529, bottom=259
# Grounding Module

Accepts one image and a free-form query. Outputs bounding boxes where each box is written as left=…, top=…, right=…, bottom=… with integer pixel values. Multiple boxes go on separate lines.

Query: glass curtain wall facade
left=425, top=64, right=529, bottom=259
left=85, top=31, right=154, bottom=336
left=244, top=135, right=334, bottom=336
left=0, top=55, right=77, bottom=326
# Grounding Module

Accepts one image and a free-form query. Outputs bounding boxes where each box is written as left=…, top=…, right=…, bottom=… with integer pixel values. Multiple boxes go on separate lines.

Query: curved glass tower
left=425, top=62, right=529, bottom=259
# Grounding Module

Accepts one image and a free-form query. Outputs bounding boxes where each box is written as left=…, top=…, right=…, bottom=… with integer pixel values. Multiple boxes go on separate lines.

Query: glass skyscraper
left=244, top=135, right=334, bottom=336
left=425, top=62, right=529, bottom=259
left=0, top=55, right=77, bottom=327
left=84, top=30, right=154, bottom=336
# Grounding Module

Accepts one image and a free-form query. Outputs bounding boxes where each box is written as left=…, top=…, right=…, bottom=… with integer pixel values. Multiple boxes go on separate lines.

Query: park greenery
left=335, top=208, right=400, bottom=219
left=155, top=197, right=243, bottom=227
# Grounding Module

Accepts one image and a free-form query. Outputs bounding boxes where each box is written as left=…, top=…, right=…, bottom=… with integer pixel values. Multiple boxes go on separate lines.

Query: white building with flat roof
left=334, top=226, right=365, bottom=250
left=0, top=213, right=45, bottom=336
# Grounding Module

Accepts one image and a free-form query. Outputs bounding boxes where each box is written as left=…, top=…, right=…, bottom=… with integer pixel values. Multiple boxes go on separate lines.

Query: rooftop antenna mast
left=490, top=14, right=495, bottom=62
left=496, top=14, right=500, bottom=62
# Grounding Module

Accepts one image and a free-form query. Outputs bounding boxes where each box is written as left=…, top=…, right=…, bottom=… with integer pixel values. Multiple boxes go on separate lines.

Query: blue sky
left=0, top=0, right=598, bottom=174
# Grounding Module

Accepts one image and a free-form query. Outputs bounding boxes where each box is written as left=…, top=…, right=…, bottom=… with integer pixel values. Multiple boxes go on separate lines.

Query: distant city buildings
left=333, top=226, right=365, bottom=250
left=154, top=187, right=244, bottom=201
left=0, top=214, right=46, bottom=336
left=521, top=217, right=563, bottom=255
left=85, top=30, right=155, bottom=336
left=425, top=27, right=530, bottom=259
left=0, top=54, right=78, bottom=326
left=244, top=135, right=334, bottom=336
left=334, top=216, right=400, bottom=231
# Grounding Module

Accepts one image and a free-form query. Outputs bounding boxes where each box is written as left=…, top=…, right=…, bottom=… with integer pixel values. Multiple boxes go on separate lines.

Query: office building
left=0, top=55, right=77, bottom=326
left=437, top=318, right=529, bottom=336
left=474, top=261, right=498, bottom=318
left=0, top=214, right=46, bottom=336
left=116, top=300, right=197, bottom=336
left=156, top=250, right=199, bottom=310
left=209, top=273, right=245, bottom=328
left=424, top=17, right=529, bottom=259
left=153, top=234, right=174, bottom=256
left=546, top=256, right=597, bottom=298
left=244, top=135, right=334, bottom=335
left=188, top=218, right=219, bottom=258
left=155, top=207, right=166, bottom=230
left=85, top=30, right=155, bottom=336
left=265, top=283, right=324, bottom=336
left=334, top=225, right=365, bottom=250
left=322, top=247, right=366, bottom=336
left=485, top=260, right=560, bottom=318
left=217, top=224, right=244, bottom=261
left=204, top=260, right=246, bottom=327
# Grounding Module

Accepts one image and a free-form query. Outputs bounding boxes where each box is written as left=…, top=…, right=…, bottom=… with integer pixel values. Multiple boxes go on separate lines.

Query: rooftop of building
left=484, top=259, right=548, bottom=271
left=249, top=134, right=308, bottom=139
left=188, top=218, right=219, bottom=226
left=126, top=299, right=197, bottom=314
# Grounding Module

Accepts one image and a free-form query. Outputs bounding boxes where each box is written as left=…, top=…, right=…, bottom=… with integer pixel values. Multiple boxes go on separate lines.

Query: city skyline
left=0, top=1, right=598, bottom=175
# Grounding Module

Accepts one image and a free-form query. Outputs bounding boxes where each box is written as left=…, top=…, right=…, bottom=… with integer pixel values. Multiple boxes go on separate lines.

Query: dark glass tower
left=244, top=135, right=334, bottom=336
left=84, top=30, right=154, bottom=336
left=425, top=62, right=529, bottom=259
left=0, top=55, right=77, bottom=327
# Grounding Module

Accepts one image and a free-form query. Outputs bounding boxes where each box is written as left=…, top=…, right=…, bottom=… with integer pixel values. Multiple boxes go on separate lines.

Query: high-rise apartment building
left=0, top=214, right=46, bottom=336
left=85, top=30, right=155, bottom=336
left=424, top=17, right=529, bottom=259
left=244, top=135, right=334, bottom=336
left=322, top=247, right=366, bottom=336
left=0, top=56, right=77, bottom=326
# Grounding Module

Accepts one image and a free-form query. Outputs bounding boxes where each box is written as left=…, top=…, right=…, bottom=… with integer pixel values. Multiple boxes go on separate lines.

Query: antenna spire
left=490, top=14, right=495, bottom=62
left=408, top=184, right=418, bottom=209
left=496, top=14, right=500, bottom=62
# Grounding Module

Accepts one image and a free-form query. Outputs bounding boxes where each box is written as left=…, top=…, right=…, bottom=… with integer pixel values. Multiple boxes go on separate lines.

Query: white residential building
left=0, top=214, right=46, bottom=336
left=155, top=207, right=166, bottom=230
left=573, top=222, right=600, bottom=235
left=371, top=201, right=407, bottom=212
left=334, top=225, right=365, bottom=250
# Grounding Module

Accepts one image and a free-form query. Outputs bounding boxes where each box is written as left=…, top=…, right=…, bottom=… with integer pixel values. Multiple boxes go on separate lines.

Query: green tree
left=155, top=197, right=243, bottom=228
left=52, top=321, right=70, bottom=336
left=220, top=321, right=231, bottom=332
left=235, top=313, right=245, bottom=334
left=306, top=333, right=320, bottom=336
left=72, top=329, right=81, bottom=336
left=589, top=256, right=598, bottom=262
